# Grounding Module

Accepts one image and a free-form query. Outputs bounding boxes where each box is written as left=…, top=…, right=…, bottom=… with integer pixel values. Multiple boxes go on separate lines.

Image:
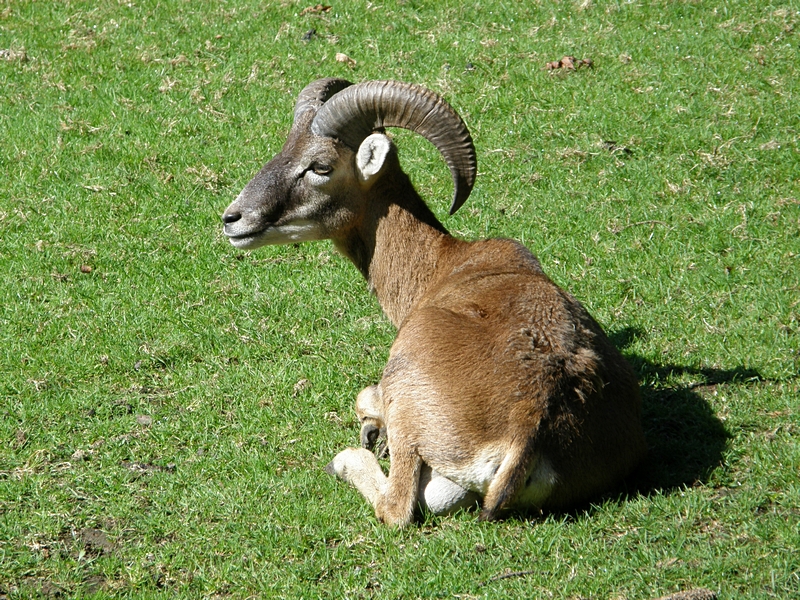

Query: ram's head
left=221, top=79, right=477, bottom=250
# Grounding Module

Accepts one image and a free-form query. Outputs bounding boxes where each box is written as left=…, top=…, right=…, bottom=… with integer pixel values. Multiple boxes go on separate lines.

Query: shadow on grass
left=608, top=327, right=761, bottom=497
left=421, top=327, right=761, bottom=525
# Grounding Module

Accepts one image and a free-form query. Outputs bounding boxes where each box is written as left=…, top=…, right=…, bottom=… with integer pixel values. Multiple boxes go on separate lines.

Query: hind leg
left=326, top=452, right=478, bottom=519
left=326, top=440, right=422, bottom=526
left=328, top=386, right=417, bottom=525
left=332, top=386, right=477, bottom=523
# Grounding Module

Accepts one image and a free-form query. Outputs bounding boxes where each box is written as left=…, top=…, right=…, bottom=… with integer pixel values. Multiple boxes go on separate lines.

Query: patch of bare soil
left=546, top=56, right=593, bottom=71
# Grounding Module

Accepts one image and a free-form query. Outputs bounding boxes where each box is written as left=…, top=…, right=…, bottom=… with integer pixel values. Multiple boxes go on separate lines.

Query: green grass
left=1, top=0, right=798, bottom=597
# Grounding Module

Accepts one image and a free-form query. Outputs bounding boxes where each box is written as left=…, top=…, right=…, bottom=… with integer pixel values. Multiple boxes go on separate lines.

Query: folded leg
left=326, top=449, right=478, bottom=522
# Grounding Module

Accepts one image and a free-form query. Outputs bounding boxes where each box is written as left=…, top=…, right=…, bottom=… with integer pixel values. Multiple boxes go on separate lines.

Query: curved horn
left=293, top=78, right=353, bottom=123
left=310, top=80, right=477, bottom=214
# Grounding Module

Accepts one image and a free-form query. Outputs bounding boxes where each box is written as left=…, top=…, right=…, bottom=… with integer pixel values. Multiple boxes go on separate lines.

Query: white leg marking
left=325, top=448, right=387, bottom=507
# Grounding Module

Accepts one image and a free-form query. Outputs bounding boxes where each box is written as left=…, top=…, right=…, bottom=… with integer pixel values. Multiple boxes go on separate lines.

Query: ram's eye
left=312, top=164, right=333, bottom=175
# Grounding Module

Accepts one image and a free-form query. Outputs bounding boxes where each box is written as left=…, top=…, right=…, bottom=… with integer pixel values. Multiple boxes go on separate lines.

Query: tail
left=478, top=436, right=541, bottom=521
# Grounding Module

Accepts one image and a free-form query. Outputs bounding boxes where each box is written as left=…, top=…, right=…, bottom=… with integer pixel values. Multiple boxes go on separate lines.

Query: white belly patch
left=432, top=448, right=557, bottom=509
left=427, top=445, right=503, bottom=495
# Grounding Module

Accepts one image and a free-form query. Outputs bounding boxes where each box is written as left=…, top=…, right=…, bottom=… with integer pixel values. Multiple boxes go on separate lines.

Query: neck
left=333, top=183, right=460, bottom=328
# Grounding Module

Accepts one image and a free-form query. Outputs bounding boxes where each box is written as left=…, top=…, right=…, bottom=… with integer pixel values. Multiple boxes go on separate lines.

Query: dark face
left=221, top=127, right=364, bottom=250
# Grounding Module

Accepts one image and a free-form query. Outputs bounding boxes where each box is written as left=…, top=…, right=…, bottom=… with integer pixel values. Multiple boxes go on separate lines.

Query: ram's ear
left=356, top=133, right=392, bottom=187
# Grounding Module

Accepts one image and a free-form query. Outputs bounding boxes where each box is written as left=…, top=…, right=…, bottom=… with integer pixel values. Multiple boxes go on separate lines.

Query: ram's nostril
left=222, top=211, right=242, bottom=224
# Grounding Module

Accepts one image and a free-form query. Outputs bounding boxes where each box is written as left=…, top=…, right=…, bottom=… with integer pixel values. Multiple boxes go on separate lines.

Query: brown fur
left=346, top=215, right=646, bottom=522
left=223, top=98, right=647, bottom=526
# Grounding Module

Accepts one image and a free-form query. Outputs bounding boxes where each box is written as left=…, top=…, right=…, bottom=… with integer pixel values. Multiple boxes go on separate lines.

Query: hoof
left=360, top=421, right=386, bottom=451
left=360, top=422, right=381, bottom=450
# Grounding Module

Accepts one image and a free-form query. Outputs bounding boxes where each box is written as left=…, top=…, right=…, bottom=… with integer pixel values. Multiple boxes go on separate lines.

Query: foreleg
left=355, top=385, right=387, bottom=453
left=325, top=448, right=387, bottom=507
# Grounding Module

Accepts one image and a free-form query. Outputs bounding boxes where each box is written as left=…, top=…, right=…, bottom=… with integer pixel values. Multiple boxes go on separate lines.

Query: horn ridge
left=293, top=78, right=353, bottom=122
left=311, top=80, right=477, bottom=214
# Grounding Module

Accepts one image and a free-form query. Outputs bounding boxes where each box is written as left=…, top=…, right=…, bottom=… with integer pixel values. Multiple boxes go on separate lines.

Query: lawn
left=1, top=0, right=798, bottom=597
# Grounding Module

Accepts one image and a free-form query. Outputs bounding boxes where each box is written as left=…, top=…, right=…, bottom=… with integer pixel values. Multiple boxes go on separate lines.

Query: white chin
left=228, top=235, right=269, bottom=250
left=225, top=222, right=325, bottom=249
